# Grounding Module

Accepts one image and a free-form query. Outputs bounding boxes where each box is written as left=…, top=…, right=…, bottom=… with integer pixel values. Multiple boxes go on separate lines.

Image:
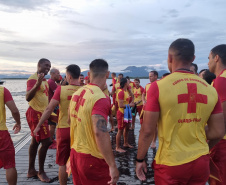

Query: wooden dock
left=0, top=121, right=156, bottom=185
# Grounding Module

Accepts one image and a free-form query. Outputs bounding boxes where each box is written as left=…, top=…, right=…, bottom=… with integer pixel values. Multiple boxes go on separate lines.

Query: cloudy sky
left=0, top=0, right=225, bottom=76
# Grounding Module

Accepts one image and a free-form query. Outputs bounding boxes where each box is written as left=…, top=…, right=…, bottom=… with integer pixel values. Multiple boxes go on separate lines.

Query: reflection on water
left=110, top=122, right=157, bottom=185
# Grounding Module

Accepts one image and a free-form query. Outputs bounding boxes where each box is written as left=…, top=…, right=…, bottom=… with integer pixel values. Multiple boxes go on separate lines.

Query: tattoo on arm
left=94, top=115, right=108, bottom=133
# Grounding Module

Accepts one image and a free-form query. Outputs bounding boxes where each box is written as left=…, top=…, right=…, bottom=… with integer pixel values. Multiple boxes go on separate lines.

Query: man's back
left=70, top=84, right=110, bottom=159
left=147, top=70, right=220, bottom=166
left=54, top=85, right=80, bottom=128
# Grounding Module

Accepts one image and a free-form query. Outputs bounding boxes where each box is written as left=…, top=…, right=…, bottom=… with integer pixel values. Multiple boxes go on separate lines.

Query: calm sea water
left=2, top=78, right=150, bottom=145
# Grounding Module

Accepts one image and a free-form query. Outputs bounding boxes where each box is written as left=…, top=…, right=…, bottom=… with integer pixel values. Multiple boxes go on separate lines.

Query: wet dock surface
left=0, top=120, right=157, bottom=184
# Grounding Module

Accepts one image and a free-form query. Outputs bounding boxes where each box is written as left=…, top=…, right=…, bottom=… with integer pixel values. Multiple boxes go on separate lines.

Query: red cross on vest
left=134, top=90, right=139, bottom=98
left=72, top=89, right=86, bottom=112
left=178, top=83, right=207, bottom=113
left=44, top=84, right=48, bottom=96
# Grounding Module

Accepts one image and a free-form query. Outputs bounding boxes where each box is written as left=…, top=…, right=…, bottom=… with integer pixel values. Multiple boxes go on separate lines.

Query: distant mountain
left=81, top=66, right=169, bottom=78
left=0, top=66, right=169, bottom=79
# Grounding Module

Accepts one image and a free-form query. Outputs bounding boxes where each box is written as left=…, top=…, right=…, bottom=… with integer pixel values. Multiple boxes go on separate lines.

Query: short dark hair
left=120, top=78, right=128, bottom=88
left=199, top=69, right=207, bottom=75
left=89, top=59, right=108, bottom=78
left=118, top=73, right=123, bottom=77
left=203, top=70, right=216, bottom=85
left=80, top=74, right=84, bottom=77
left=66, top=65, right=81, bottom=79
left=111, top=72, right=116, bottom=76
left=38, top=58, right=50, bottom=66
left=211, top=44, right=226, bottom=66
left=134, top=78, right=140, bottom=83
left=125, top=76, right=130, bottom=80
left=190, top=63, right=198, bottom=73
left=150, top=70, right=158, bottom=78
left=162, top=73, right=170, bottom=77
left=169, top=38, right=195, bottom=63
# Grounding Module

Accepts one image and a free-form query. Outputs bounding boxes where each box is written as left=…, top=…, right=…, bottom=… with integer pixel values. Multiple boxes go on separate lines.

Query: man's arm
left=206, top=112, right=225, bottom=149
left=128, top=89, right=134, bottom=102
left=136, top=111, right=159, bottom=181
left=142, top=93, right=146, bottom=105
left=33, top=99, right=59, bottom=136
left=92, top=114, right=119, bottom=184
left=222, top=101, right=226, bottom=133
left=6, top=100, right=21, bottom=134
left=26, top=73, right=45, bottom=102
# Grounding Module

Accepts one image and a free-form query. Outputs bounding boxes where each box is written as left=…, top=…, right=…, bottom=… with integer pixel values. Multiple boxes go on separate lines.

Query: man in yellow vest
left=26, top=58, right=52, bottom=182
left=136, top=38, right=225, bottom=184
left=69, top=59, right=119, bottom=185
left=0, top=86, right=21, bottom=185
left=48, top=67, right=60, bottom=149
left=111, top=73, right=123, bottom=111
left=208, top=44, right=226, bottom=185
left=33, top=64, right=81, bottom=185
left=141, top=70, right=158, bottom=149
left=142, top=70, right=158, bottom=106
left=110, top=72, right=117, bottom=106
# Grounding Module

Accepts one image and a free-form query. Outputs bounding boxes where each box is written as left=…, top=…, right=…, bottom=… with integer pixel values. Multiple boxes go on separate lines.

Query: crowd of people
left=0, top=38, right=226, bottom=185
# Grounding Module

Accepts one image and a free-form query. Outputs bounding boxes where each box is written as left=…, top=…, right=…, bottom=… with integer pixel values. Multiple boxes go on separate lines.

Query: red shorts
left=115, top=101, right=119, bottom=113
left=112, top=94, right=116, bottom=105
left=136, top=105, right=143, bottom=124
left=117, top=111, right=128, bottom=130
left=209, top=139, right=226, bottom=185
left=153, top=155, right=210, bottom=185
left=56, top=128, right=70, bottom=166
left=0, top=131, right=15, bottom=169
left=26, top=106, right=50, bottom=143
left=70, top=149, right=113, bottom=185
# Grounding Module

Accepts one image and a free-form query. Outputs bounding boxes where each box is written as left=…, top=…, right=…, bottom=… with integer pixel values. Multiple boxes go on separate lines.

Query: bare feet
left=27, top=169, right=38, bottom=178
left=116, top=147, right=126, bottom=153
left=38, top=172, right=50, bottom=182
left=123, top=144, right=134, bottom=148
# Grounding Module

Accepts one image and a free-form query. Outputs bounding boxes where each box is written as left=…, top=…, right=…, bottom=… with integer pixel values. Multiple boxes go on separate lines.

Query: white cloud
left=0, top=0, right=225, bottom=75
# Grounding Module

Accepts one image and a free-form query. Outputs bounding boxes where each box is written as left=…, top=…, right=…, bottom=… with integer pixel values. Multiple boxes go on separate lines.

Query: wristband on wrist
left=135, top=157, right=144, bottom=163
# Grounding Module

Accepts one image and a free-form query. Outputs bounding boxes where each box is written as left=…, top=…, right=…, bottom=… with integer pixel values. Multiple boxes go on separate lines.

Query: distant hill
left=81, top=66, right=169, bottom=78
left=0, top=66, right=169, bottom=79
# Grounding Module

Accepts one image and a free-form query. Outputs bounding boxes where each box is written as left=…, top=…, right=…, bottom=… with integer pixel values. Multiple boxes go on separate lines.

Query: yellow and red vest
left=133, top=86, right=143, bottom=106
left=0, top=87, right=7, bottom=130
left=103, top=85, right=109, bottom=97
left=114, top=83, right=121, bottom=101
left=212, top=69, right=226, bottom=139
left=144, top=83, right=151, bottom=99
left=129, top=82, right=135, bottom=93
left=117, top=89, right=130, bottom=114
left=70, top=84, right=108, bottom=159
left=153, top=71, right=219, bottom=166
left=27, top=73, right=49, bottom=112
left=112, top=77, right=117, bottom=85
left=58, top=85, right=80, bottom=129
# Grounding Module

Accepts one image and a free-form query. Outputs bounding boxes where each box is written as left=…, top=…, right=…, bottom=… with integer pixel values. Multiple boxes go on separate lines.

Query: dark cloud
left=66, top=20, right=116, bottom=33
left=167, top=9, right=179, bottom=18
left=0, top=69, right=29, bottom=73
left=0, top=0, right=57, bottom=10
left=167, top=16, right=212, bottom=35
